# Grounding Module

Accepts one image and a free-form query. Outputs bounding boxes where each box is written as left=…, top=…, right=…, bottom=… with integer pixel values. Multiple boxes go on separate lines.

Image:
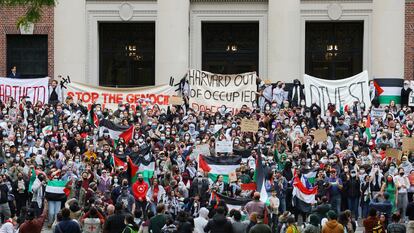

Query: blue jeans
left=279, top=198, right=286, bottom=214
left=48, top=200, right=61, bottom=225
left=330, top=195, right=341, bottom=213
left=347, top=197, right=359, bottom=219
left=361, top=199, right=370, bottom=218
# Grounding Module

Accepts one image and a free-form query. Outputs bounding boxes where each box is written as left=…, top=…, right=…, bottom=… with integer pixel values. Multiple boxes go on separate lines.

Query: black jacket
left=189, top=178, right=210, bottom=204
left=343, top=177, right=360, bottom=198
left=0, top=183, right=9, bottom=204
left=401, top=87, right=413, bottom=107
left=103, top=212, right=126, bottom=233
left=204, top=214, right=234, bottom=233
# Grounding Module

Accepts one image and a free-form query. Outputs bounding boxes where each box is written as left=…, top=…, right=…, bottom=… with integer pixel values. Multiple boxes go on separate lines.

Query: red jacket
left=132, top=180, right=149, bottom=201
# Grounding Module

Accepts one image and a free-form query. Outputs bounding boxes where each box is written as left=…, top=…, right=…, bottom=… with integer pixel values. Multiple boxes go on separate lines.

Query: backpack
left=372, top=221, right=383, bottom=233
left=122, top=226, right=138, bottom=233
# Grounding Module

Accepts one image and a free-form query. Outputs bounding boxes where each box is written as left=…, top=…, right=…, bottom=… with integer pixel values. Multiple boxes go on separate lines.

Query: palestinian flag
left=88, top=109, right=99, bottom=127
left=374, top=78, right=404, bottom=104
left=365, top=115, right=372, bottom=143
left=45, top=180, right=69, bottom=201
left=292, top=173, right=317, bottom=204
left=28, top=168, right=36, bottom=193
left=198, top=155, right=241, bottom=183
left=213, top=192, right=251, bottom=210
left=113, top=155, right=128, bottom=170
left=99, top=119, right=134, bottom=146
left=128, top=151, right=155, bottom=184
left=42, top=125, right=53, bottom=136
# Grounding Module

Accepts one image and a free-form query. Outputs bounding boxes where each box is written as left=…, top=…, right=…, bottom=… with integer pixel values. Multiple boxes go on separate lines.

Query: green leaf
left=0, top=0, right=57, bottom=28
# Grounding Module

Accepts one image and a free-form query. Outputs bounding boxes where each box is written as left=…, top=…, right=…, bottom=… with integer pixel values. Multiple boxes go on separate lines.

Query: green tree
left=0, top=0, right=56, bottom=27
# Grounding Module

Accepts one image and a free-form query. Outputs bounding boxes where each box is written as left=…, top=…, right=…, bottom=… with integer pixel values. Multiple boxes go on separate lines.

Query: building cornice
left=191, top=0, right=267, bottom=2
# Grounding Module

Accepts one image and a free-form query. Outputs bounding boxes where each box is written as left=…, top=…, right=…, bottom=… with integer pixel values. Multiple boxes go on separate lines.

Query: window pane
left=305, top=21, right=363, bottom=80
left=6, top=35, right=48, bottom=78
left=202, top=22, right=259, bottom=75
left=99, top=22, right=155, bottom=87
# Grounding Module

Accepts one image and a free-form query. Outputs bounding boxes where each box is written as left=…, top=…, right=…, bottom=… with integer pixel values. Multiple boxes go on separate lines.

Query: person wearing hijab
left=193, top=207, right=209, bottom=233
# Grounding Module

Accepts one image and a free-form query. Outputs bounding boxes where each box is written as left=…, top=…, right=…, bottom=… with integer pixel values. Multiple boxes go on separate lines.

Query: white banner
left=409, top=91, right=414, bottom=107
left=187, top=69, right=257, bottom=112
left=65, top=82, right=177, bottom=110
left=0, top=77, right=49, bottom=104
left=304, top=71, right=371, bottom=114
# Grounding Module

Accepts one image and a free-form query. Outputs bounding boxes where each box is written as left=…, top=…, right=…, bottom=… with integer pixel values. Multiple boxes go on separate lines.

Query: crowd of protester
left=0, top=77, right=412, bottom=233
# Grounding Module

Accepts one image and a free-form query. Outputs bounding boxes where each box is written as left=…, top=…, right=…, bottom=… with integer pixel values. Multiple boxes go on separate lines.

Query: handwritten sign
left=403, top=137, right=414, bottom=152
left=240, top=119, right=259, bottom=132
left=169, top=96, right=184, bottom=106
left=188, top=69, right=257, bottom=112
left=371, top=108, right=385, bottom=119
left=385, top=148, right=401, bottom=159
left=313, top=129, right=328, bottom=143
left=229, top=171, right=237, bottom=183
left=215, top=140, right=233, bottom=153
left=190, top=144, right=210, bottom=160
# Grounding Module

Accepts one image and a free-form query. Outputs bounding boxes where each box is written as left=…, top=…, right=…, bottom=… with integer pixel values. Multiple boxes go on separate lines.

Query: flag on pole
left=28, top=168, right=36, bottom=193
left=88, top=109, right=99, bottom=128
left=365, top=115, right=372, bottom=143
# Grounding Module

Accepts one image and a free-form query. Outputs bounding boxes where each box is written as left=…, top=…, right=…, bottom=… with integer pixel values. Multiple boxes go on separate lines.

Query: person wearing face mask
left=380, top=175, right=398, bottom=213
left=12, top=172, right=28, bottom=217
left=132, top=174, right=149, bottom=215
left=31, top=174, right=45, bottom=217
left=325, top=168, right=343, bottom=214
left=399, top=156, right=413, bottom=175
left=343, top=170, right=361, bottom=219
left=394, top=167, right=410, bottom=220
left=401, top=80, right=413, bottom=107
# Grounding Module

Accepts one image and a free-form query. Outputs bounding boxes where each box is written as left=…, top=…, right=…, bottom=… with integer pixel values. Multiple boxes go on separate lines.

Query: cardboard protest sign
left=215, top=140, right=233, bottom=153
left=313, top=129, right=328, bottom=142
left=385, top=148, right=401, bottom=159
left=229, top=171, right=238, bottom=183
left=169, top=96, right=184, bottom=105
left=187, top=69, right=257, bottom=112
left=402, top=137, right=414, bottom=152
left=0, top=77, right=49, bottom=104
left=304, top=71, right=370, bottom=115
left=240, top=119, right=259, bottom=132
left=65, top=82, right=176, bottom=110
left=190, top=144, right=210, bottom=160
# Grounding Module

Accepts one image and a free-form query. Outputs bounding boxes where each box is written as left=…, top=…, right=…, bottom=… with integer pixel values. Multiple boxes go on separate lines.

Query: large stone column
left=155, top=0, right=190, bottom=85
left=372, top=0, right=405, bottom=78
left=54, top=0, right=87, bottom=83
left=267, top=0, right=301, bottom=83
